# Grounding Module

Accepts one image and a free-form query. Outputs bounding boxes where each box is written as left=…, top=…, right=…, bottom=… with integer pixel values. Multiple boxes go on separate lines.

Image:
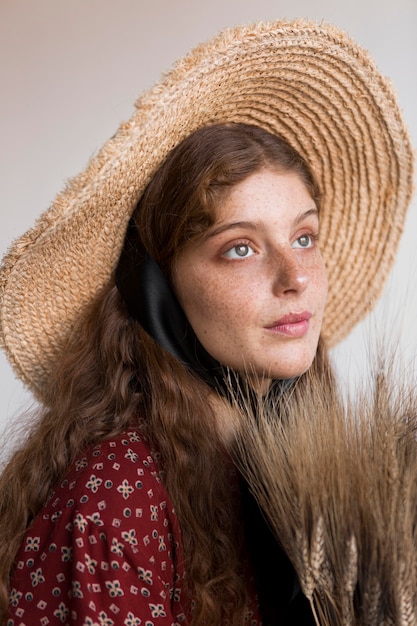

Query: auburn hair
left=0, top=123, right=326, bottom=624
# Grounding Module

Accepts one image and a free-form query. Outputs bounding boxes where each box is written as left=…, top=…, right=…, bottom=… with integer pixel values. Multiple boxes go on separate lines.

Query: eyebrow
left=205, top=208, right=319, bottom=239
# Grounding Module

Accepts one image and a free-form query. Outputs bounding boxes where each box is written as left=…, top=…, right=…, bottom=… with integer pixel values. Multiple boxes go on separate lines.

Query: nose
left=271, top=249, right=309, bottom=296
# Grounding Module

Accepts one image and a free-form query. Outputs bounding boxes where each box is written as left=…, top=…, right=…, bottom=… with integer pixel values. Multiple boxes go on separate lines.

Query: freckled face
left=171, top=169, right=328, bottom=384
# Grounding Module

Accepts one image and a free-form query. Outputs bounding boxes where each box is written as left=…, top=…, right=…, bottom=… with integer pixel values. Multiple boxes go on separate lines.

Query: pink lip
left=265, top=311, right=312, bottom=338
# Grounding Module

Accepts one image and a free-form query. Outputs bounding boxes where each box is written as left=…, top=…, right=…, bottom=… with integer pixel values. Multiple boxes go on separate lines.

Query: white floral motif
left=125, top=448, right=139, bottom=462
left=73, top=513, right=88, bottom=532
left=171, top=587, right=181, bottom=602
left=138, top=567, right=153, bottom=585
left=25, top=536, right=40, bottom=551
left=87, top=512, right=104, bottom=526
left=54, top=602, right=69, bottom=622
left=86, top=474, right=103, bottom=493
left=85, top=553, right=98, bottom=574
left=117, top=479, right=134, bottom=499
left=150, top=603, right=166, bottom=617
left=61, top=545, right=72, bottom=561
left=98, top=611, right=115, bottom=626
left=127, top=432, right=141, bottom=442
left=121, top=528, right=138, bottom=547
left=76, top=457, right=88, bottom=471
left=111, top=537, right=124, bottom=556
left=124, top=613, right=141, bottom=626
left=30, top=567, right=45, bottom=587
left=9, top=588, right=23, bottom=606
left=105, top=579, right=124, bottom=597
left=72, top=580, right=84, bottom=598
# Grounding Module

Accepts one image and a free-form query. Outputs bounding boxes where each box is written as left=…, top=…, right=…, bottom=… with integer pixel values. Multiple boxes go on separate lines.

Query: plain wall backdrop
left=1, top=0, right=416, bottom=440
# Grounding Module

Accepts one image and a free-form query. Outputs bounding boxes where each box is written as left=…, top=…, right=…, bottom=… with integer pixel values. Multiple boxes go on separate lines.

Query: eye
left=223, top=243, right=255, bottom=259
left=292, top=234, right=315, bottom=249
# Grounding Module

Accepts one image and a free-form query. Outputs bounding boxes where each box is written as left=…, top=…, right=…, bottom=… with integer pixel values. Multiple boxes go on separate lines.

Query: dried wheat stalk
left=232, top=358, right=417, bottom=625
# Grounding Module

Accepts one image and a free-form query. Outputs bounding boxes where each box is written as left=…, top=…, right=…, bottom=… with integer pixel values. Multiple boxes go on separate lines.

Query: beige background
left=1, top=0, right=416, bottom=434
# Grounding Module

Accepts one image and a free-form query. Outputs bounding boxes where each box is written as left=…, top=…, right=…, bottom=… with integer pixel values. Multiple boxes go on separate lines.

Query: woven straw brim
left=0, top=19, right=414, bottom=399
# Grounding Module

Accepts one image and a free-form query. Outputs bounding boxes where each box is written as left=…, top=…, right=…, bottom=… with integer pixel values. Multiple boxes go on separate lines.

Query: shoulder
left=67, top=429, right=164, bottom=488
left=14, top=430, right=181, bottom=566
left=47, top=429, right=175, bottom=531
left=54, top=430, right=165, bottom=500
left=9, top=431, right=188, bottom=624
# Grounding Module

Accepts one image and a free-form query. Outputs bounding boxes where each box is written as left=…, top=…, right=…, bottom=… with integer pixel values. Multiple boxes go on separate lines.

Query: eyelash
left=222, top=230, right=319, bottom=259
left=223, top=240, right=255, bottom=259
left=292, top=232, right=319, bottom=249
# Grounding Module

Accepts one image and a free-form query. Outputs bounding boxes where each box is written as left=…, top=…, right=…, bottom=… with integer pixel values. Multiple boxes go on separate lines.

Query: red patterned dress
left=7, top=430, right=261, bottom=626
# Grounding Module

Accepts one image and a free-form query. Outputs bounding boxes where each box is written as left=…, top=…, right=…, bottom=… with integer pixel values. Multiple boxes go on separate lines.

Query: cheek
left=184, top=275, right=237, bottom=324
left=175, top=264, right=252, bottom=340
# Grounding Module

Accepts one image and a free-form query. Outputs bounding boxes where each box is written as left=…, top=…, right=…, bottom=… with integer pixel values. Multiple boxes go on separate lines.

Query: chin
left=264, top=351, right=318, bottom=380
left=237, top=360, right=315, bottom=392
left=217, top=342, right=320, bottom=385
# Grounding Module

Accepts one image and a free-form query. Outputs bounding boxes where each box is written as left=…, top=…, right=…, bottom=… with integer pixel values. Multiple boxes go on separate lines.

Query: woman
left=0, top=20, right=413, bottom=626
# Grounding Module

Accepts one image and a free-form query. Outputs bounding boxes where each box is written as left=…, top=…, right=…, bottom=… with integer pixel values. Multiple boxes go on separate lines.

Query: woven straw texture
left=0, top=19, right=414, bottom=399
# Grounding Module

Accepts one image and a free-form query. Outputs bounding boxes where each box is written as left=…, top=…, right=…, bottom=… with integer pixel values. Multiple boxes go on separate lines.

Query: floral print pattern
left=7, top=431, right=261, bottom=625
left=7, top=432, right=188, bottom=625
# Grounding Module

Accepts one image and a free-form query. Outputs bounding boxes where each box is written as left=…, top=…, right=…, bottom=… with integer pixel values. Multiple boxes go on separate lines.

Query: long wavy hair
left=0, top=123, right=327, bottom=624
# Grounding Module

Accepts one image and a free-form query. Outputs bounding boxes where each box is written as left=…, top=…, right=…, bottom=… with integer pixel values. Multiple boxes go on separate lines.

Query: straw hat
left=0, top=19, right=414, bottom=400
